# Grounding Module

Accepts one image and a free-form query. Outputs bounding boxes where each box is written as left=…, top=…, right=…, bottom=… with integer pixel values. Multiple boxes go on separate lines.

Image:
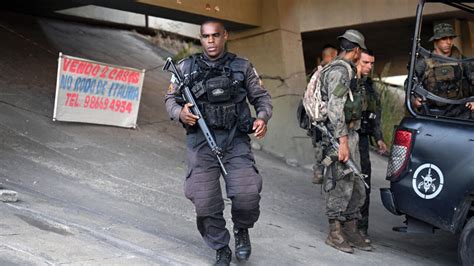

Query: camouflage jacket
left=321, top=58, right=359, bottom=139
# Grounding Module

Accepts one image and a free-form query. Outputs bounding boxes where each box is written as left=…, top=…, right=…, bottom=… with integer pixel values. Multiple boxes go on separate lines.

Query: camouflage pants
left=324, top=130, right=365, bottom=221
left=313, top=142, right=324, bottom=174
left=311, top=127, right=325, bottom=176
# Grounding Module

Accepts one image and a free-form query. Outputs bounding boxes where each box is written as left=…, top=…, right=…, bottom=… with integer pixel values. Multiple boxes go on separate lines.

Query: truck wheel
left=459, top=217, right=474, bottom=266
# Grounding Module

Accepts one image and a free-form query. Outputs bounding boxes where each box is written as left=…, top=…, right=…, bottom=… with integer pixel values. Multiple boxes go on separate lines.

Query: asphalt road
left=0, top=11, right=459, bottom=265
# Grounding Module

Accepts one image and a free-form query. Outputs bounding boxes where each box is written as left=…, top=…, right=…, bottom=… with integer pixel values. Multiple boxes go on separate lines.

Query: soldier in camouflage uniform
left=413, top=23, right=474, bottom=116
left=165, top=20, right=272, bottom=266
left=319, top=29, right=372, bottom=253
left=356, top=49, right=387, bottom=243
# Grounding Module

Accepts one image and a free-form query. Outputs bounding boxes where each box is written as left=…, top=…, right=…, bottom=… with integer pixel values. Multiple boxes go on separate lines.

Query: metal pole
left=406, top=0, right=425, bottom=117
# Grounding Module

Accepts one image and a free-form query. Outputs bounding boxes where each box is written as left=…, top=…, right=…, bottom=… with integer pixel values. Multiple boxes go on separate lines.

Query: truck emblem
left=412, top=163, right=444, bottom=199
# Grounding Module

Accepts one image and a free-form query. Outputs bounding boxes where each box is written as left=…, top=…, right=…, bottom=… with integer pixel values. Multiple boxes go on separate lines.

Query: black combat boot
left=215, top=246, right=231, bottom=266
left=233, top=227, right=251, bottom=261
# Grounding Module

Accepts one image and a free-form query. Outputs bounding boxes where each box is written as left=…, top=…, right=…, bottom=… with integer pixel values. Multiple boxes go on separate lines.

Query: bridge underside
left=2, top=0, right=257, bottom=31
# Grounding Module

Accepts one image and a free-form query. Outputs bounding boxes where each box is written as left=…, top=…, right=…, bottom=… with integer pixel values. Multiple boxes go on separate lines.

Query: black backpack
left=296, top=98, right=310, bottom=130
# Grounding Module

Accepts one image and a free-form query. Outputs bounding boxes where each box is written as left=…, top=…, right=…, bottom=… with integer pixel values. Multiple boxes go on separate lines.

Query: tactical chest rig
left=177, top=53, right=254, bottom=134
left=423, top=51, right=468, bottom=107
left=343, top=77, right=363, bottom=124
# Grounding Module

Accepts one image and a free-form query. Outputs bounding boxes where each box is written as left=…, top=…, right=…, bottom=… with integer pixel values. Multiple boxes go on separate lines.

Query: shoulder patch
left=252, top=67, right=264, bottom=87
left=332, top=83, right=349, bottom=97
left=167, top=83, right=174, bottom=93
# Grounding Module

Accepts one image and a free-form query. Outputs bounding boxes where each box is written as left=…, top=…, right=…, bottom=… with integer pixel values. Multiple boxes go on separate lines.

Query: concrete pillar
left=453, top=19, right=463, bottom=53
left=461, top=20, right=474, bottom=56
left=228, top=0, right=313, bottom=165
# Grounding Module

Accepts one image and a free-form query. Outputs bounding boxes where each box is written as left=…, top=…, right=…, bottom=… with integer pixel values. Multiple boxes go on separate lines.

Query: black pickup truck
left=380, top=1, right=474, bottom=265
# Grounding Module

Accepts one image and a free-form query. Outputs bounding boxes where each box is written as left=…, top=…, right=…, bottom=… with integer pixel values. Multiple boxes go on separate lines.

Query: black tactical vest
left=359, top=78, right=377, bottom=135
left=424, top=59, right=464, bottom=100
left=177, top=52, right=254, bottom=133
left=422, top=49, right=468, bottom=107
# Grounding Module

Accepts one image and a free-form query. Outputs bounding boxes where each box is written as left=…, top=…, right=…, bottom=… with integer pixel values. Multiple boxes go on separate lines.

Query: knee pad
left=232, top=193, right=261, bottom=211
left=185, top=171, right=225, bottom=216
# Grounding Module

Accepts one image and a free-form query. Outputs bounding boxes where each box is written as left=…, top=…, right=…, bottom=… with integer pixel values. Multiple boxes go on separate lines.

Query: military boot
left=325, top=219, right=353, bottom=253
left=214, top=246, right=231, bottom=266
left=343, top=219, right=372, bottom=251
left=233, top=227, right=251, bottom=261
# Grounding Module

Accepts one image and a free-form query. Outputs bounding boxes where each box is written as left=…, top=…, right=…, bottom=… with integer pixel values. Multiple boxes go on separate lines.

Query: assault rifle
left=314, top=123, right=369, bottom=189
left=163, top=57, right=228, bottom=176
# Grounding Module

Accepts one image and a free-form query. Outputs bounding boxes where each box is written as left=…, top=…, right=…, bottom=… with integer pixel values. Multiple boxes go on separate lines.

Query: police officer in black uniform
left=165, top=20, right=272, bottom=266
left=356, top=49, right=387, bottom=242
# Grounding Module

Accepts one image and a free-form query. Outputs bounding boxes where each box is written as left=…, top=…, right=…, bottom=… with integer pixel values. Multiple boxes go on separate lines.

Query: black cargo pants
left=358, top=134, right=372, bottom=232
left=185, top=134, right=262, bottom=250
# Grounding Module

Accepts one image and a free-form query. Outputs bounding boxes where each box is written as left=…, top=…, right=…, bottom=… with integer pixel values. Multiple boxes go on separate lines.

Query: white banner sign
left=53, top=53, right=145, bottom=128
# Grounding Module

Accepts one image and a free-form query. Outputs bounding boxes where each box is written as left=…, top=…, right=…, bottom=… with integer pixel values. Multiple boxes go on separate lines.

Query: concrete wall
left=461, top=21, right=474, bottom=56
left=228, top=0, right=312, bottom=165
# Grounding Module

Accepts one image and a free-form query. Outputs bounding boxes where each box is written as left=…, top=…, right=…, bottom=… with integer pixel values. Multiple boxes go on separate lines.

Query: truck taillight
left=386, top=129, right=413, bottom=181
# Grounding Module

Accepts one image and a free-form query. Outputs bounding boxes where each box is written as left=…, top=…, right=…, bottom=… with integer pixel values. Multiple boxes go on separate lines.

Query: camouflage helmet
left=429, top=23, right=457, bottom=42
left=337, top=29, right=367, bottom=50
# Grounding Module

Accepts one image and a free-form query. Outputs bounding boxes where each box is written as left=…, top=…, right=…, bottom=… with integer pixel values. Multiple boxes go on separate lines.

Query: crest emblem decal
left=412, top=163, right=444, bottom=199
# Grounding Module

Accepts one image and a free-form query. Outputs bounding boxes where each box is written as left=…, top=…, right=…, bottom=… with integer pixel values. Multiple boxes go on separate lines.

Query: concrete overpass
left=3, top=0, right=474, bottom=165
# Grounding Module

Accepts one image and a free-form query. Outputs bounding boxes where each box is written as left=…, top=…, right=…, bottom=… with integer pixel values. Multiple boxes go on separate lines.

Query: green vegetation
left=172, top=42, right=200, bottom=62
left=374, top=81, right=406, bottom=151
left=148, top=30, right=200, bottom=61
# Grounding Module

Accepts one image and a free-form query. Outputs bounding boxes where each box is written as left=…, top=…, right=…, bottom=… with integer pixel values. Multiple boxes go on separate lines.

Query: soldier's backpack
left=296, top=98, right=310, bottom=130
left=302, top=60, right=354, bottom=124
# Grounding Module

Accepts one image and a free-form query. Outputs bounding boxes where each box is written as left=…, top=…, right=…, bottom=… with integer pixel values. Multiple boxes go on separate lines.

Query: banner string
left=144, top=63, right=165, bottom=73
